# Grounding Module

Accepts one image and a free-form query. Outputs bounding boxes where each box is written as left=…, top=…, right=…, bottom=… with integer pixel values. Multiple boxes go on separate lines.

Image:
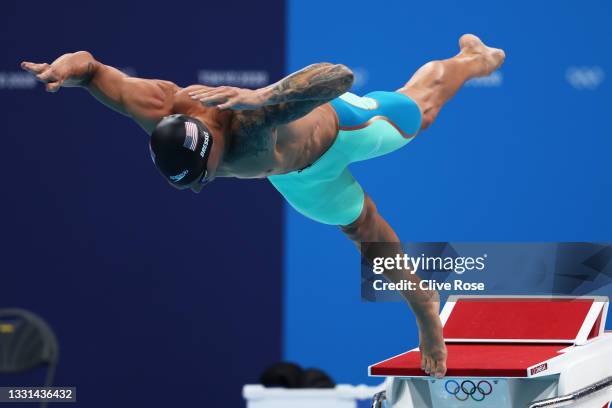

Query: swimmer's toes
left=422, top=354, right=431, bottom=374
left=458, top=33, right=484, bottom=51
left=458, top=33, right=505, bottom=74
left=434, top=359, right=447, bottom=379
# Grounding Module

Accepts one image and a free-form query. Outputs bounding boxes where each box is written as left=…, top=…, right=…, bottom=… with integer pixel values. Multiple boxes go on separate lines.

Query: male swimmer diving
left=22, top=34, right=505, bottom=378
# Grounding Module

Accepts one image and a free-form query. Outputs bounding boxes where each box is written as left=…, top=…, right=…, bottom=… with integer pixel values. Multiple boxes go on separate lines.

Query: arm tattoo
left=267, top=63, right=354, bottom=104
left=248, top=63, right=353, bottom=128
left=230, top=63, right=353, bottom=153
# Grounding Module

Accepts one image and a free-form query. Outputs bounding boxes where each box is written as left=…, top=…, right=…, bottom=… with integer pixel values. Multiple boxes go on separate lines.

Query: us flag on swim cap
left=183, top=122, right=198, bottom=151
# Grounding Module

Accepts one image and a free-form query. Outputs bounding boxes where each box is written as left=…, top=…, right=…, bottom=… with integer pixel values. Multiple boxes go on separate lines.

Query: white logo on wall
left=198, top=70, right=269, bottom=87
left=566, top=66, right=605, bottom=90
left=0, top=72, right=37, bottom=90
left=466, top=71, right=503, bottom=88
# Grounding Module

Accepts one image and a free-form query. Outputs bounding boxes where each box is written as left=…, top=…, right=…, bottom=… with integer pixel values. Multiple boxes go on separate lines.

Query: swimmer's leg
left=340, top=194, right=448, bottom=378
left=398, top=34, right=505, bottom=130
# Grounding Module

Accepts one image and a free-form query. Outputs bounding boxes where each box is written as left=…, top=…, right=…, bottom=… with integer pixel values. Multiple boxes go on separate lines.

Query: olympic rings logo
left=445, top=380, right=493, bottom=401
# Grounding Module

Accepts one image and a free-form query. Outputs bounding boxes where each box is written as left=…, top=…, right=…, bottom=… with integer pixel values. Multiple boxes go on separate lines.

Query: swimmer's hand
left=21, top=52, right=97, bottom=93
left=189, top=86, right=267, bottom=110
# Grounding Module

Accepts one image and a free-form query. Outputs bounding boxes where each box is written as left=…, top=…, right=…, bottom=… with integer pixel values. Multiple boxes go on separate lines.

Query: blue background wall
left=285, top=0, right=612, bottom=385
left=1, top=1, right=285, bottom=407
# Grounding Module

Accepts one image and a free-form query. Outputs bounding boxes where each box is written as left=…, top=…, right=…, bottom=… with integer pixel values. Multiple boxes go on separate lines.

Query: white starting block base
left=243, top=384, right=383, bottom=408
left=386, top=375, right=612, bottom=408
left=389, top=377, right=557, bottom=408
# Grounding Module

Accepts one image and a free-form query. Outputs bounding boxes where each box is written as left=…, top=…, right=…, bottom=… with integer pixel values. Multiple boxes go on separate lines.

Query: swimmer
left=22, top=34, right=505, bottom=378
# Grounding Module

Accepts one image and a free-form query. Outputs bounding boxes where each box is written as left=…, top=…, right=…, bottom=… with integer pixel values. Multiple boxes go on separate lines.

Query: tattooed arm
left=21, top=51, right=178, bottom=133
left=189, top=63, right=354, bottom=125
left=258, top=62, right=354, bottom=106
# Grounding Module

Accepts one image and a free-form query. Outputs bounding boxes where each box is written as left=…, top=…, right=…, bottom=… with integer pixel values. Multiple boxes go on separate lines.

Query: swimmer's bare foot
left=457, top=33, right=505, bottom=77
left=416, top=307, right=448, bottom=378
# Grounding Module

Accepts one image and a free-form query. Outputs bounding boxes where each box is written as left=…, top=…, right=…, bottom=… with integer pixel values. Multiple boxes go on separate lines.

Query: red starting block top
left=370, top=343, right=567, bottom=377
left=369, top=296, right=609, bottom=378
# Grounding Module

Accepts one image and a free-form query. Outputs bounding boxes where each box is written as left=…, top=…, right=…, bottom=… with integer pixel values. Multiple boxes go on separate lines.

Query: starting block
left=369, top=296, right=612, bottom=408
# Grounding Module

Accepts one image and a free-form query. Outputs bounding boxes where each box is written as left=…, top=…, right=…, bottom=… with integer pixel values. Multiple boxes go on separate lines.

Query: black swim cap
left=149, top=114, right=214, bottom=188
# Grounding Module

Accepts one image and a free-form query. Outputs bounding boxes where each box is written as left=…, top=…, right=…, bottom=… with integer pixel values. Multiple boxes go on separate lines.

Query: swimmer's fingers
left=36, top=69, right=59, bottom=83
left=188, top=88, right=216, bottom=99
left=21, top=61, right=63, bottom=92
left=216, top=98, right=242, bottom=110
left=200, top=92, right=240, bottom=107
left=37, top=70, right=64, bottom=92
left=191, top=86, right=240, bottom=106
left=217, top=95, right=261, bottom=110
left=20, top=61, right=49, bottom=75
left=198, top=94, right=229, bottom=106
left=21, top=62, right=58, bottom=84
left=196, top=88, right=238, bottom=106
left=20, top=61, right=42, bottom=74
left=191, top=87, right=262, bottom=110
left=186, top=85, right=214, bottom=99
left=188, top=86, right=231, bottom=99
left=45, top=81, right=63, bottom=93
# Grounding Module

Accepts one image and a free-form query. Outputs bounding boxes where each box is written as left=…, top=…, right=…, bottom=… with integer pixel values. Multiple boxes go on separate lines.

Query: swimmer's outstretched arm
left=21, top=51, right=177, bottom=133
left=189, top=63, right=354, bottom=125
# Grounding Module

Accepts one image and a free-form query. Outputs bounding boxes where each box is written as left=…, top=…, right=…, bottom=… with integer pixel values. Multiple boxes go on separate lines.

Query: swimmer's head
left=149, top=114, right=215, bottom=193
